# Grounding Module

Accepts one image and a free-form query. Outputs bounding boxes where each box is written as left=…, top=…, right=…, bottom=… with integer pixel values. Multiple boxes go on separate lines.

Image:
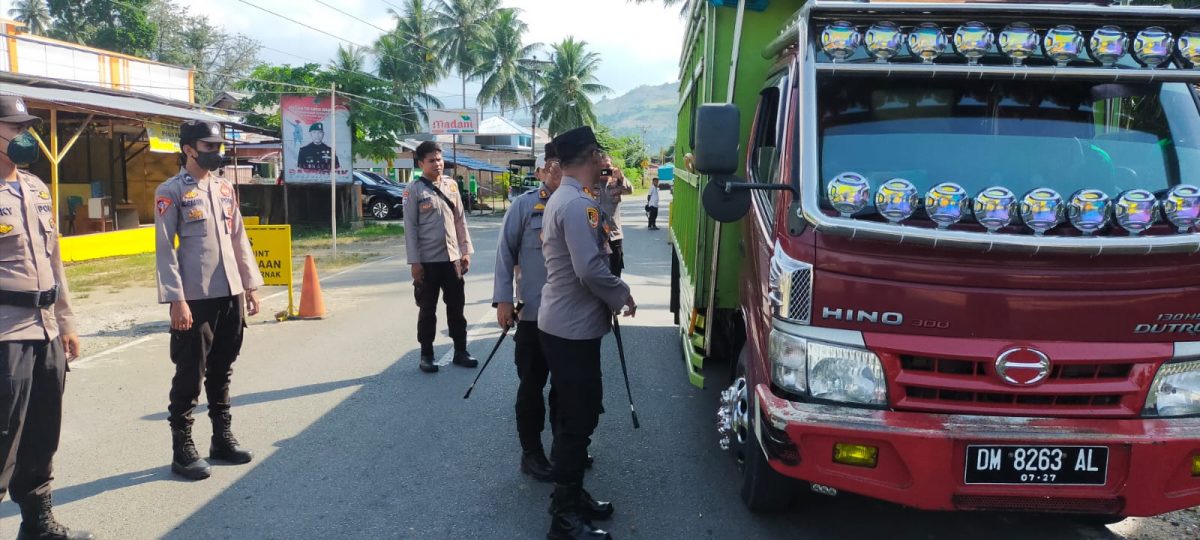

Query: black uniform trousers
left=608, top=240, right=624, bottom=277
left=168, top=294, right=244, bottom=430
left=414, top=261, right=467, bottom=354
left=0, top=339, right=65, bottom=506
left=539, top=331, right=603, bottom=486
left=648, top=206, right=659, bottom=229
left=515, top=321, right=557, bottom=452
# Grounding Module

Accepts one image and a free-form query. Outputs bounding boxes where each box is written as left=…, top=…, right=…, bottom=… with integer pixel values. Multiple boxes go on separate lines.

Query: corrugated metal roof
left=0, top=82, right=226, bottom=122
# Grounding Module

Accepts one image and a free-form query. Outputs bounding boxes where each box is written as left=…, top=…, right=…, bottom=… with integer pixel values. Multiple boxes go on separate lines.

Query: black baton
left=463, top=304, right=521, bottom=399
left=611, top=316, right=641, bottom=429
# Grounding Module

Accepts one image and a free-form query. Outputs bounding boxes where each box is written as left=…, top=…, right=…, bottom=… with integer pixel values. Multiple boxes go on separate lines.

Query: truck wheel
left=729, top=364, right=796, bottom=513
left=670, top=247, right=680, bottom=325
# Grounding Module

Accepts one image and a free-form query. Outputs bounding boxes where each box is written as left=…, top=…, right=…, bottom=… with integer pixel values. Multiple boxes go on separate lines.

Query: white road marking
left=262, top=255, right=398, bottom=302
left=436, top=309, right=502, bottom=367
left=72, top=335, right=153, bottom=366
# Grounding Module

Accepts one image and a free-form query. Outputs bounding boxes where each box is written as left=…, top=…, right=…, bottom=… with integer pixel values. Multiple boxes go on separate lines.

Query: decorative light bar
left=817, top=21, right=1199, bottom=69
left=827, top=172, right=870, bottom=217
left=1115, top=189, right=1159, bottom=235
left=865, top=22, right=903, bottom=63
left=1043, top=25, right=1084, bottom=67
left=974, top=187, right=1016, bottom=233
left=1089, top=26, right=1127, bottom=68
left=825, top=173, right=1200, bottom=238
left=954, top=22, right=994, bottom=66
left=1020, top=188, right=1065, bottom=236
left=908, top=22, right=948, bottom=64
left=1066, top=189, right=1111, bottom=235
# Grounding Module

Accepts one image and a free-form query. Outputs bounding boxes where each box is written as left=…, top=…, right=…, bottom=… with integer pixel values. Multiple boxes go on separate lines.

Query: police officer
left=596, top=157, right=632, bottom=277
left=0, top=96, right=93, bottom=540
left=155, top=120, right=262, bottom=481
left=539, top=127, right=636, bottom=540
left=493, top=143, right=562, bottom=481
left=403, top=141, right=476, bottom=373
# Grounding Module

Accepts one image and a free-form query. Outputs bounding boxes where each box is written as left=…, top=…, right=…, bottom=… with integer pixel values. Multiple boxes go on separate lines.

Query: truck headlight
left=1143, top=359, right=1200, bottom=417
left=768, top=330, right=888, bottom=407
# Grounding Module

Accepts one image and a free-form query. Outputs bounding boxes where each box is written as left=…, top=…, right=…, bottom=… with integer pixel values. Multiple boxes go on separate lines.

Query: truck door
left=742, top=68, right=792, bottom=383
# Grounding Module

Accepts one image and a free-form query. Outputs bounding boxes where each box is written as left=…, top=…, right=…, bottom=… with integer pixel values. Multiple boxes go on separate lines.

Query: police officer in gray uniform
left=493, top=143, right=562, bottom=481
left=404, top=141, right=476, bottom=373
left=539, top=127, right=636, bottom=540
left=0, top=96, right=93, bottom=540
left=595, top=157, right=632, bottom=276
left=155, top=120, right=262, bottom=481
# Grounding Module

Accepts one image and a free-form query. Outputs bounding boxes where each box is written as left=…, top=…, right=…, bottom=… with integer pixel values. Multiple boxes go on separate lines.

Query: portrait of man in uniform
left=296, top=122, right=340, bottom=171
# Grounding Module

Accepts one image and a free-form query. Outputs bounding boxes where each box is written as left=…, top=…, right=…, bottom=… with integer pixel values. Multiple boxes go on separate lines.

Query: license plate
left=964, top=445, right=1109, bottom=485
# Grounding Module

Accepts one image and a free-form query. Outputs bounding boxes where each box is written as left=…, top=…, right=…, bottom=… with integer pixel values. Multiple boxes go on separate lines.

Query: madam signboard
left=428, top=109, right=479, bottom=135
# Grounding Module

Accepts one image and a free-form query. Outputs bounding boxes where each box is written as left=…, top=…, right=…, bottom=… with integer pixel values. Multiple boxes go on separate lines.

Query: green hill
left=595, top=82, right=679, bottom=155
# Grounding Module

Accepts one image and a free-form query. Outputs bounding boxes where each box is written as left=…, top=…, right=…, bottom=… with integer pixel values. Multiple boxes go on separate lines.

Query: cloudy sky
left=184, top=0, right=686, bottom=111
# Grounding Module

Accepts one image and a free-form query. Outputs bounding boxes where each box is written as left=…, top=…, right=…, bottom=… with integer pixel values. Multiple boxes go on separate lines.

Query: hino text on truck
left=669, top=0, right=1200, bottom=523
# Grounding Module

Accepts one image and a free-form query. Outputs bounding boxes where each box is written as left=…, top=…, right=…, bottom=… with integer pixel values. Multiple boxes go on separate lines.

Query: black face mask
left=0, top=131, right=39, bottom=165
left=191, top=149, right=223, bottom=172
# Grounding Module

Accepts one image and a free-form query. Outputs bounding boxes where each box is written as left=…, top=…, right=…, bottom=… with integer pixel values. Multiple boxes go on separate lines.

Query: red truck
left=671, top=0, right=1200, bottom=523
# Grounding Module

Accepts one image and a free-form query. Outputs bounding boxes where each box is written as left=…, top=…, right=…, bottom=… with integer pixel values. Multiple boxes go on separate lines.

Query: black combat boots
left=520, top=449, right=553, bottom=482
left=210, top=411, right=254, bottom=464
left=419, top=351, right=438, bottom=373
left=171, top=425, right=212, bottom=480
left=452, top=349, right=478, bottom=368
left=547, top=484, right=611, bottom=540
left=16, top=493, right=95, bottom=540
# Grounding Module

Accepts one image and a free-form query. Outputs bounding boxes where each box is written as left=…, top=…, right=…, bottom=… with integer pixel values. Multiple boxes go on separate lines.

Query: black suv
left=354, top=171, right=406, bottom=219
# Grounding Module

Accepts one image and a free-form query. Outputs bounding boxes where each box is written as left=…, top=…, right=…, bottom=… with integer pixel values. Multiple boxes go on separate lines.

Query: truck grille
left=890, top=354, right=1156, bottom=418
left=953, top=495, right=1124, bottom=515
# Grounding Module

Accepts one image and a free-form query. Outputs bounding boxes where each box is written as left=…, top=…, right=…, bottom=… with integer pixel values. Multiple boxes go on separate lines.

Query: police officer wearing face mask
left=539, top=127, right=637, bottom=540
left=154, top=120, right=263, bottom=481
left=0, top=96, right=93, bottom=539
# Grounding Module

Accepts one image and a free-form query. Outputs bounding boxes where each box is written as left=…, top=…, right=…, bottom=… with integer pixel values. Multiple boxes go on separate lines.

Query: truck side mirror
left=694, top=104, right=740, bottom=175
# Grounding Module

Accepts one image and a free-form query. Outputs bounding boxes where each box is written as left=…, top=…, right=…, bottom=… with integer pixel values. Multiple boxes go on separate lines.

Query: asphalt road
left=0, top=193, right=1171, bottom=539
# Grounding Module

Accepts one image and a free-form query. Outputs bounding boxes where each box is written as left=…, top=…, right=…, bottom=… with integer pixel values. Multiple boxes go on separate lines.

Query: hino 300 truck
left=670, top=0, right=1200, bottom=522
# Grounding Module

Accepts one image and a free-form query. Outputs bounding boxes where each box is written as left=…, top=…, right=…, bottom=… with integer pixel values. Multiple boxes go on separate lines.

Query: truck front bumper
left=754, top=384, right=1200, bottom=517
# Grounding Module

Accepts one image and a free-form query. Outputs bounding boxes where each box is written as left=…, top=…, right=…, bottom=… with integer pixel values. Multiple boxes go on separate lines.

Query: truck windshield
left=818, top=78, right=1200, bottom=216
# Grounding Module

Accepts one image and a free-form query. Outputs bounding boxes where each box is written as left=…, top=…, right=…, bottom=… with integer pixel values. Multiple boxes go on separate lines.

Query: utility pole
left=520, top=55, right=555, bottom=158
left=330, top=82, right=337, bottom=259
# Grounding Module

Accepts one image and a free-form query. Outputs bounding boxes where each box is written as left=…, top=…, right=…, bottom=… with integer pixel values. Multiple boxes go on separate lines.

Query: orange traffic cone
left=298, top=255, right=327, bottom=319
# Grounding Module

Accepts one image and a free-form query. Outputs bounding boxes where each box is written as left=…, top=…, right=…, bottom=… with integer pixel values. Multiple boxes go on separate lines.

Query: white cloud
left=191, top=0, right=683, bottom=106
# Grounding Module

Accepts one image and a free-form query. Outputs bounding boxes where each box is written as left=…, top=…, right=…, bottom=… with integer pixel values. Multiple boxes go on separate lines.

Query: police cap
left=179, top=120, right=225, bottom=147
left=551, top=126, right=605, bottom=163
left=310, top=122, right=324, bottom=132
left=0, top=96, right=41, bottom=127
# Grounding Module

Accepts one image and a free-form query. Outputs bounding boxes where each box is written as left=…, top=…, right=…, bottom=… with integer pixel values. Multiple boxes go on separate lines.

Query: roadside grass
left=65, top=252, right=157, bottom=294
left=64, top=223, right=404, bottom=293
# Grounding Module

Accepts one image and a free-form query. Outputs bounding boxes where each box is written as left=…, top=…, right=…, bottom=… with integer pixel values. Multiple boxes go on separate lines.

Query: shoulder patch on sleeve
left=156, top=197, right=173, bottom=216
left=586, top=206, right=600, bottom=229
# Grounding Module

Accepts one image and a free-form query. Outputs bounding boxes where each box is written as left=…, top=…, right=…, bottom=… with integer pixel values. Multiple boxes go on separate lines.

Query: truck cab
left=673, top=0, right=1200, bottom=521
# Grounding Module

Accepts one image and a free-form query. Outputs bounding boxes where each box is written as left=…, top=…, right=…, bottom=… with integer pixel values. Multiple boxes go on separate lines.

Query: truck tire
left=670, top=247, right=680, bottom=326
left=731, top=363, right=796, bottom=513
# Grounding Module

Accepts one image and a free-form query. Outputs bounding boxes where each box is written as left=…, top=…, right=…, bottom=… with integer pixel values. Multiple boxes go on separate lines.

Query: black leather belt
left=0, top=285, right=58, bottom=308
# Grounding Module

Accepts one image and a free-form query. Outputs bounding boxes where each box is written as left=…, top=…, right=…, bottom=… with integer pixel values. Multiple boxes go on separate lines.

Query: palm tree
left=431, top=0, right=492, bottom=108
left=381, top=0, right=443, bottom=94
left=332, top=44, right=368, bottom=73
left=537, top=37, right=611, bottom=137
left=470, top=8, right=538, bottom=117
left=9, top=0, right=52, bottom=36
left=374, top=32, right=443, bottom=132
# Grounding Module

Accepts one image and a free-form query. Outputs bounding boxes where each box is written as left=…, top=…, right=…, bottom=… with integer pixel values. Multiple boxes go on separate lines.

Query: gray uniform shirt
left=403, top=175, right=473, bottom=264
left=492, top=184, right=551, bottom=322
left=0, top=170, right=75, bottom=341
left=154, top=170, right=264, bottom=303
left=596, top=177, right=631, bottom=242
left=538, top=176, right=631, bottom=340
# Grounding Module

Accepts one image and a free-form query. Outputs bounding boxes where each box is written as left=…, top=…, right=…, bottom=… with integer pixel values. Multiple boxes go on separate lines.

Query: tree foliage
left=9, top=0, right=53, bottom=36
left=47, top=0, right=156, bottom=57
left=144, top=0, right=260, bottom=106
left=537, top=37, right=611, bottom=137
left=470, top=8, right=539, bottom=117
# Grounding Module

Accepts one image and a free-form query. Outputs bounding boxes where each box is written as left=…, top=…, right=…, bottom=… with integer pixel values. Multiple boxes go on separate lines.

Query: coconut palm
left=332, top=44, right=368, bottom=73
left=537, top=37, right=611, bottom=137
left=374, top=32, right=443, bottom=131
left=430, top=0, right=492, bottom=108
left=470, top=8, right=539, bottom=117
left=9, top=0, right=52, bottom=36
left=380, top=0, right=443, bottom=94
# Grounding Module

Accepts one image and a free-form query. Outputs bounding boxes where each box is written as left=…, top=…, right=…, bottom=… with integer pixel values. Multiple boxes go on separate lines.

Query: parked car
left=353, top=171, right=405, bottom=219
